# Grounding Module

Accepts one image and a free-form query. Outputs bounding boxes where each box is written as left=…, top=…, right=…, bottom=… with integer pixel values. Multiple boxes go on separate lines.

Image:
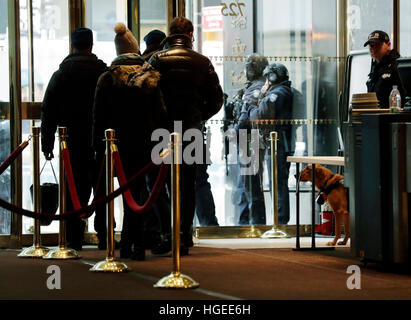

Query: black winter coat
left=92, top=54, right=167, bottom=165
left=367, top=49, right=406, bottom=108
left=41, top=53, right=107, bottom=157
left=148, top=34, right=223, bottom=129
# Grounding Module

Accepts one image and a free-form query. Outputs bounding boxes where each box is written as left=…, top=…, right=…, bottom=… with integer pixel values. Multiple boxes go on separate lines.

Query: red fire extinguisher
left=321, top=200, right=334, bottom=236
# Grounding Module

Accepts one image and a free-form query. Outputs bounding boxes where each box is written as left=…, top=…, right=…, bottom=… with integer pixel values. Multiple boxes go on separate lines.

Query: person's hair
left=169, top=17, right=194, bottom=35
left=71, top=28, right=93, bottom=51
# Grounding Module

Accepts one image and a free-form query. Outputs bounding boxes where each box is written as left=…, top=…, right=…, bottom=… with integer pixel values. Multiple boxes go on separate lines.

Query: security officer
left=235, top=54, right=268, bottom=225
left=364, top=30, right=405, bottom=108
left=247, top=63, right=293, bottom=225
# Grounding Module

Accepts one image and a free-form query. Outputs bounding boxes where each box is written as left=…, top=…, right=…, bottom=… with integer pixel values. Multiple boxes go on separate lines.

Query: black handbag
left=30, top=160, right=58, bottom=226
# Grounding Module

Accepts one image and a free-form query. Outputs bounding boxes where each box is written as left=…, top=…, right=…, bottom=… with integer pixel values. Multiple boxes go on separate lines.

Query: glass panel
left=187, top=0, right=338, bottom=227
left=0, top=0, right=10, bottom=235
left=86, top=0, right=128, bottom=66
left=347, top=0, right=393, bottom=52
left=33, top=0, right=70, bottom=102
left=85, top=0, right=127, bottom=233
left=139, top=0, right=167, bottom=53
left=21, top=0, right=69, bottom=234
left=400, top=2, right=411, bottom=56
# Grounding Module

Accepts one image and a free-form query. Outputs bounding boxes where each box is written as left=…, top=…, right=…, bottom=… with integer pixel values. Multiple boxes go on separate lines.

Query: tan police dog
left=299, top=164, right=350, bottom=246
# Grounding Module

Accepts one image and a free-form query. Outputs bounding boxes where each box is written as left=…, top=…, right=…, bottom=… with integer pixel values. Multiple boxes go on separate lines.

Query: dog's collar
left=320, top=174, right=335, bottom=192
left=320, top=175, right=344, bottom=196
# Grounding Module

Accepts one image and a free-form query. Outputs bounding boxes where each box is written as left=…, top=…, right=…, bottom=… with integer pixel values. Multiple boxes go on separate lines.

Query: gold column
left=43, top=127, right=80, bottom=259
left=154, top=133, right=199, bottom=289
left=18, top=127, right=50, bottom=257
left=337, top=0, right=347, bottom=97
left=8, top=0, right=23, bottom=249
left=90, top=129, right=129, bottom=272
left=261, top=132, right=290, bottom=239
left=393, top=0, right=400, bottom=53
left=177, top=0, right=185, bottom=17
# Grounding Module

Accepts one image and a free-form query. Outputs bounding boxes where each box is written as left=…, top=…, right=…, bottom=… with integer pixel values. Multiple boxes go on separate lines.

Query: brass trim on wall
left=393, top=0, right=400, bottom=52
left=129, top=0, right=140, bottom=44
left=69, top=0, right=86, bottom=49
left=337, top=0, right=348, bottom=97
left=0, top=102, right=42, bottom=120
left=195, top=225, right=312, bottom=239
left=8, top=0, right=23, bottom=249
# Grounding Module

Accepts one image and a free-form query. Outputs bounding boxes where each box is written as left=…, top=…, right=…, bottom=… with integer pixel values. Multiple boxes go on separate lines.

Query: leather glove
left=44, top=152, right=54, bottom=160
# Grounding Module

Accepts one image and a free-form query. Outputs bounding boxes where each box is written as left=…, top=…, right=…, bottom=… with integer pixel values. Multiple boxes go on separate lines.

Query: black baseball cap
left=364, top=30, right=390, bottom=47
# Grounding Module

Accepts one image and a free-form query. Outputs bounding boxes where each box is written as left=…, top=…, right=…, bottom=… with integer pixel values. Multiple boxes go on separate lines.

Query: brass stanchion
left=18, top=126, right=50, bottom=258
left=261, top=132, right=290, bottom=239
left=154, top=133, right=199, bottom=289
left=44, top=127, right=80, bottom=259
left=90, top=129, right=129, bottom=272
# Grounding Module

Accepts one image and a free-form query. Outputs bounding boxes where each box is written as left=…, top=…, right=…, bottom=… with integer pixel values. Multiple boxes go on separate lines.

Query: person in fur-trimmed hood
left=92, top=23, right=167, bottom=261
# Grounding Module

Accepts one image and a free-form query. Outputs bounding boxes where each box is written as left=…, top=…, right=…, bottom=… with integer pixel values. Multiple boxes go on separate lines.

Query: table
left=287, top=156, right=344, bottom=250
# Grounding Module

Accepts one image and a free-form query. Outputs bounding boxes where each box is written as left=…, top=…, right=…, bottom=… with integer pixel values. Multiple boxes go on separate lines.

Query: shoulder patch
left=269, top=93, right=278, bottom=103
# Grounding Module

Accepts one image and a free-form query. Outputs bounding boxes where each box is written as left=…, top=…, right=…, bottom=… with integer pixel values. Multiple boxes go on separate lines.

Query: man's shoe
left=151, top=238, right=171, bottom=255
left=120, top=247, right=132, bottom=259
left=67, top=242, right=82, bottom=251
left=132, top=249, right=146, bottom=261
left=98, top=240, right=120, bottom=250
left=180, top=245, right=189, bottom=256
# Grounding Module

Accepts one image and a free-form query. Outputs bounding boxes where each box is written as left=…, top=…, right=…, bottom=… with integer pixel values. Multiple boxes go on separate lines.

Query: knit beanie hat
left=144, top=29, right=166, bottom=46
left=114, top=23, right=140, bottom=55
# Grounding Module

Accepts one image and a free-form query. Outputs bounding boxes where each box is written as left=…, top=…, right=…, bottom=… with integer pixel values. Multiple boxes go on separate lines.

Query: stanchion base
left=89, top=258, right=130, bottom=273
left=239, top=226, right=263, bottom=238
left=18, top=246, right=50, bottom=258
left=293, top=247, right=335, bottom=251
left=43, top=247, right=81, bottom=260
left=154, top=272, right=199, bottom=289
left=260, top=228, right=291, bottom=239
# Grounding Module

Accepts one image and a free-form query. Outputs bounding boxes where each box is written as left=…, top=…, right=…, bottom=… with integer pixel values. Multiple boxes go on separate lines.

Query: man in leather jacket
left=364, top=30, right=405, bottom=108
left=149, top=17, right=223, bottom=254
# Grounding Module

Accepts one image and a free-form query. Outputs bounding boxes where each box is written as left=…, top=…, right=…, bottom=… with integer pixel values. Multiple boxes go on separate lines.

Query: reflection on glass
left=86, top=0, right=127, bottom=66
left=139, top=0, right=167, bottom=53
left=187, top=0, right=339, bottom=227
left=347, top=0, right=393, bottom=52
left=21, top=0, right=69, bottom=234
left=0, top=0, right=10, bottom=235
left=400, top=1, right=411, bottom=56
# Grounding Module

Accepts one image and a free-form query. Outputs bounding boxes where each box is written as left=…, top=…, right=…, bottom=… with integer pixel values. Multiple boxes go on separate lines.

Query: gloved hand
left=43, top=152, right=54, bottom=160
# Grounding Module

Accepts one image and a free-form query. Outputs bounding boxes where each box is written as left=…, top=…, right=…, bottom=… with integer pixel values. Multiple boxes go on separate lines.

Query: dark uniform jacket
left=142, top=43, right=163, bottom=61
left=148, top=34, right=223, bottom=130
left=92, top=54, right=167, bottom=165
left=41, top=53, right=107, bottom=158
left=367, top=49, right=405, bottom=108
left=248, top=80, right=293, bottom=152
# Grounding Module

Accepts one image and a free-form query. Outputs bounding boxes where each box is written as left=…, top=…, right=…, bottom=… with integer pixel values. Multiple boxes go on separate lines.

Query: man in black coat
left=142, top=29, right=166, bottom=61
left=364, top=30, right=405, bottom=108
left=149, top=17, right=223, bottom=254
left=41, top=28, right=107, bottom=250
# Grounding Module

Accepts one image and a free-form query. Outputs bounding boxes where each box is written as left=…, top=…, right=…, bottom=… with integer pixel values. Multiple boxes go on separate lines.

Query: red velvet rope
left=0, top=141, right=28, bottom=175
left=61, top=148, right=82, bottom=211
left=0, top=159, right=164, bottom=220
left=113, top=150, right=169, bottom=215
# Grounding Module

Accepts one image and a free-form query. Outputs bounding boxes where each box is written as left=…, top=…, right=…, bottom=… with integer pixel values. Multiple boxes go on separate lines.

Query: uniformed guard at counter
left=364, top=30, right=406, bottom=108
